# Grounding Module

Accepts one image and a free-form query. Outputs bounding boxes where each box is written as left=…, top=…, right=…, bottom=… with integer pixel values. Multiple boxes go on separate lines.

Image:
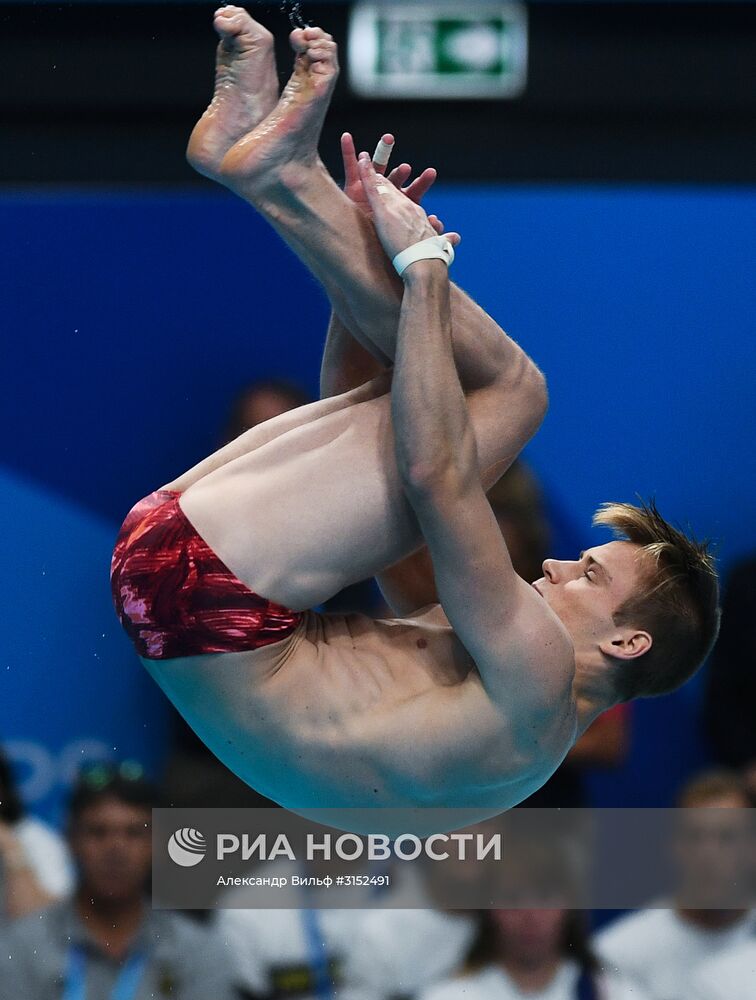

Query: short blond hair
left=593, top=500, right=720, bottom=701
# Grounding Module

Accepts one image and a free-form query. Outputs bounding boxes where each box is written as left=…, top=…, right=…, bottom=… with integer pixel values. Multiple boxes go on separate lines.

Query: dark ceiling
left=2, top=2, right=755, bottom=185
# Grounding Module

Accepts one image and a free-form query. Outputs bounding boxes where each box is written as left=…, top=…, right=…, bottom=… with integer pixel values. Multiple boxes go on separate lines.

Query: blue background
left=2, top=185, right=754, bottom=821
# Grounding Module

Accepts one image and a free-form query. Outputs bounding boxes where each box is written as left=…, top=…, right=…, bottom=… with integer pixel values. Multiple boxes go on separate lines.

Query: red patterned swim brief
left=111, top=490, right=302, bottom=660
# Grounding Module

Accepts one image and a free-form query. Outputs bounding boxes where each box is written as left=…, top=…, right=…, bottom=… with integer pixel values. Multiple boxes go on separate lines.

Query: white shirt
left=344, top=908, right=477, bottom=998
left=593, top=907, right=756, bottom=1000
left=12, top=817, right=74, bottom=898
left=688, top=940, right=756, bottom=1000
left=214, top=859, right=426, bottom=1000
left=418, top=961, right=652, bottom=1000
left=216, top=905, right=370, bottom=999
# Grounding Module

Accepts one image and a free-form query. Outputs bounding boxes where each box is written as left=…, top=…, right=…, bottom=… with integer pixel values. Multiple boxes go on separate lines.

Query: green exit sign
left=349, top=2, right=528, bottom=99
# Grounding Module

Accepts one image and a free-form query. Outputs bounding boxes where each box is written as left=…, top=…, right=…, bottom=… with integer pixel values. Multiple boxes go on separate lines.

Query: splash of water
left=281, top=0, right=308, bottom=29
left=241, top=2, right=309, bottom=30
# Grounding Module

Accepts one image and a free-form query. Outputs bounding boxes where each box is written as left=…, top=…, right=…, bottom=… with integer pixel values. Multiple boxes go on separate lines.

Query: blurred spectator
left=346, top=834, right=596, bottom=1000
left=344, top=907, right=476, bottom=1000
left=702, top=556, right=756, bottom=802
left=671, top=773, right=752, bottom=912
left=215, top=855, right=421, bottom=1000
left=216, top=902, right=364, bottom=1000
left=223, top=379, right=311, bottom=443
left=342, top=826, right=496, bottom=998
left=417, top=908, right=650, bottom=1000
left=0, top=745, right=73, bottom=923
left=688, top=938, right=756, bottom=1000
left=593, top=770, right=756, bottom=999
left=488, top=462, right=631, bottom=807
left=0, top=764, right=239, bottom=1000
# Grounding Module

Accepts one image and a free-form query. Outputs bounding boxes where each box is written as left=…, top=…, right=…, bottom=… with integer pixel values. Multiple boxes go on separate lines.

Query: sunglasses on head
left=76, top=760, right=145, bottom=790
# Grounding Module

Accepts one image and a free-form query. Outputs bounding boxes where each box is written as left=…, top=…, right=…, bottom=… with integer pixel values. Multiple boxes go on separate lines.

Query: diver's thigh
left=162, top=372, right=391, bottom=494
left=179, top=391, right=421, bottom=608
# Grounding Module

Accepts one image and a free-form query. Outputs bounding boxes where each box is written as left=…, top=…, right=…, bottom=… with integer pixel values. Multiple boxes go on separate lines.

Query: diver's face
left=532, top=541, right=647, bottom=651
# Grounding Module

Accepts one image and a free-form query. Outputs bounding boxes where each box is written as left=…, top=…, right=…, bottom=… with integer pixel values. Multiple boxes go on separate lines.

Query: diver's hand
left=356, top=151, right=461, bottom=263
left=341, top=132, right=446, bottom=236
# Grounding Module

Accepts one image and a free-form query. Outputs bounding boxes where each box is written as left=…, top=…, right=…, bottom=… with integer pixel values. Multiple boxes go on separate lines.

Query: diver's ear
left=599, top=628, right=652, bottom=661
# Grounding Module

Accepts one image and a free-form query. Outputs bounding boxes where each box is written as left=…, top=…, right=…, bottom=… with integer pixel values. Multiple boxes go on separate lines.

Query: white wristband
left=392, top=236, right=455, bottom=278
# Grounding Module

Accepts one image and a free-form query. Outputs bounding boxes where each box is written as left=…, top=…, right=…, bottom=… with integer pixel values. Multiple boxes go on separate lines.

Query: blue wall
left=2, top=186, right=754, bottom=817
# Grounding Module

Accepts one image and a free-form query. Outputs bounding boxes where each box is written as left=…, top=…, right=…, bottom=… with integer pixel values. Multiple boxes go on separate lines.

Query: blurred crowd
left=2, top=378, right=754, bottom=999
left=1, top=751, right=753, bottom=1000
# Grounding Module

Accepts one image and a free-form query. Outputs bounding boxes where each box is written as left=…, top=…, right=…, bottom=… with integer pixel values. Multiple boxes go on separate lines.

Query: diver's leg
left=179, top=374, right=517, bottom=611
left=186, top=5, right=280, bottom=183
left=194, top=24, right=527, bottom=394
left=161, top=371, right=390, bottom=493
left=163, top=10, right=394, bottom=493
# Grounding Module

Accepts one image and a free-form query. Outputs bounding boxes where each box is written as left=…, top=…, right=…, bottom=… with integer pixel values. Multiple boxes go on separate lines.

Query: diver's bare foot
left=219, top=26, right=340, bottom=196
left=187, top=6, right=279, bottom=182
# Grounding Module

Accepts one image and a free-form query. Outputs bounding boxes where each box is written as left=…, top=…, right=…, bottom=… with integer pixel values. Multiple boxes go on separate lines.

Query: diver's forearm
left=242, top=168, right=533, bottom=392
left=393, top=263, right=478, bottom=487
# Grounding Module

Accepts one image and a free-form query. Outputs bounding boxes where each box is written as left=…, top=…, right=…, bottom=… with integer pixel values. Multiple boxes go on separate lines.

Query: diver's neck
left=573, top=654, right=618, bottom=735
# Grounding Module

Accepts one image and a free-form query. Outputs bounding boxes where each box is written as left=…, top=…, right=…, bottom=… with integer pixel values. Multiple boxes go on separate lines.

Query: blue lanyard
left=63, top=944, right=148, bottom=1000
left=299, top=906, right=334, bottom=1000
left=576, top=968, right=598, bottom=1000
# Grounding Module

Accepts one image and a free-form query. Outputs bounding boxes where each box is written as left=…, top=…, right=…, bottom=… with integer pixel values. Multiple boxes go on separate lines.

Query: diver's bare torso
left=129, top=7, right=584, bottom=834
left=144, top=601, right=578, bottom=825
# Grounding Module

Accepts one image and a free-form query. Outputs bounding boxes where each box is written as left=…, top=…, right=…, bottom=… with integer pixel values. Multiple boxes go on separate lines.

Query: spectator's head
left=492, top=837, right=580, bottom=908
left=677, top=769, right=751, bottom=810
left=460, top=838, right=592, bottom=976
left=487, top=461, right=550, bottom=585
left=425, top=821, right=503, bottom=907
left=673, top=769, right=752, bottom=909
left=535, top=500, right=720, bottom=703
left=67, top=764, right=158, bottom=905
left=467, top=908, right=596, bottom=976
left=225, top=379, right=311, bottom=441
left=0, top=746, right=24, bottom=824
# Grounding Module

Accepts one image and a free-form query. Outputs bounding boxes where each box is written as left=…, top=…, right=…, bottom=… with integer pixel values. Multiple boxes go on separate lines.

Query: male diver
left=111, top=10, right=719, bottom=831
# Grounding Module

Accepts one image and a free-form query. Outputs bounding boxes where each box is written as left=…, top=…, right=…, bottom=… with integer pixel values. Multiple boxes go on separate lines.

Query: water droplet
left=281, top=0, right=308, bottom=30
